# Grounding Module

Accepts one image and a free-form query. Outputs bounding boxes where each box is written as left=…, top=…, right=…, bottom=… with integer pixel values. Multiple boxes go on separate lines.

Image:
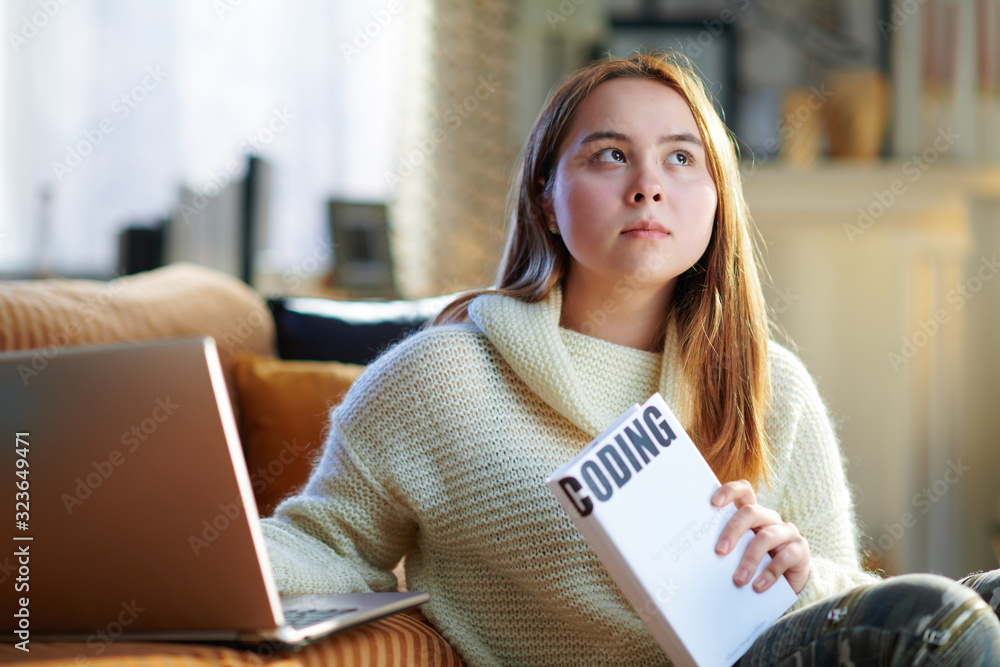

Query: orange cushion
left=0, top=610, right=464, bottom=666
left=232, top=353, right=366, bottom=517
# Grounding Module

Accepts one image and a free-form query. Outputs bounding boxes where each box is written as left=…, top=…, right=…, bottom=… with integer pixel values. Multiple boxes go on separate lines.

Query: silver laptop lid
left=0, top=337, right=284, bottom=635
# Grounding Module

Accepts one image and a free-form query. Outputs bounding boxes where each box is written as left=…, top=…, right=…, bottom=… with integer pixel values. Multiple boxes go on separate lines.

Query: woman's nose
left=632, top=190, right=662, bottom=203
left=629, top=163, right=663, bottom=204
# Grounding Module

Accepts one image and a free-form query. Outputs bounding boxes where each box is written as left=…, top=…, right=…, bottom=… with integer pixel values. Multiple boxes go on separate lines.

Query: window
left=0, top=0, right=403, bottom=279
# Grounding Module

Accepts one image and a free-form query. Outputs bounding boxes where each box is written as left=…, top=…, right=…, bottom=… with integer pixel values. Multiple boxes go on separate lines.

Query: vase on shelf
left=824, top=67, right=890, bottom=161
left=779, top=88, right=827, bottom=168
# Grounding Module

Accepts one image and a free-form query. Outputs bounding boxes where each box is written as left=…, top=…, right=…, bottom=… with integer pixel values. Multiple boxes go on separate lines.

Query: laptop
left=0, top=336, right=428, bottom=645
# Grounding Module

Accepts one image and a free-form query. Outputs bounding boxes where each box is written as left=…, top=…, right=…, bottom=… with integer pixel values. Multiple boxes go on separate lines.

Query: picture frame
left=327, top=201, right=397, bottom=298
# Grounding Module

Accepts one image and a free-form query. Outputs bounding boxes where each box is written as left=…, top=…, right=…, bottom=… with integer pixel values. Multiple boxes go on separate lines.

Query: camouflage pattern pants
left=736, top=571, right=1000, bottom=666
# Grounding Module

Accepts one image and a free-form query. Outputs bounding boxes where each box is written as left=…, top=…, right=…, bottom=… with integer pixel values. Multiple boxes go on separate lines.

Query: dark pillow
left=268, top=294, right=456, bottom=365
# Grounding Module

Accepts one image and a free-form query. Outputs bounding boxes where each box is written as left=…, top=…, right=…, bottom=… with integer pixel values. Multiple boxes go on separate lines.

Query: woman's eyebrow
left=581, top=130, right=630, bottom=145
left=580, top=129, right=704, bottom=147
left=663, top=131, right=704, bottom=147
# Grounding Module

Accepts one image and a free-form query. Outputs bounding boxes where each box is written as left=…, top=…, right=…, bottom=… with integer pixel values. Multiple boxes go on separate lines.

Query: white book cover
left=546, top=393, right=798, bottom=667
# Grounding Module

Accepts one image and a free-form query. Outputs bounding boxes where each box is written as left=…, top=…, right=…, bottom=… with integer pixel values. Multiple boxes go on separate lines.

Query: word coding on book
left=546, top=392, right=797, bottom=667
left=557, top=402, right=677, bottom=517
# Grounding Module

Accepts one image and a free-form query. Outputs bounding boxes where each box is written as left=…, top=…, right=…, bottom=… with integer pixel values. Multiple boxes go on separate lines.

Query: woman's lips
left=621, top=222, right=669, bottom=239
left=621, top=229, right=669, bottom=239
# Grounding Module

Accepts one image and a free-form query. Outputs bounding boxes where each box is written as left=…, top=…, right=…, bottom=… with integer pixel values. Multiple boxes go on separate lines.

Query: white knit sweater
left=261, top=288, right=879, bottom=666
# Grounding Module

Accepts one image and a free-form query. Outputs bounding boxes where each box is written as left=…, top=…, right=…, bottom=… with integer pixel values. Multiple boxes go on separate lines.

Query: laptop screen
left=0, top=337, right=283, bottom=636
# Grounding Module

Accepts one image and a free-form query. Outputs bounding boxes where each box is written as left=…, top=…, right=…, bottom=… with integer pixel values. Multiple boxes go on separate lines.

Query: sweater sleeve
left=259, top=355, right=420, bottom=595
left=759, top=343, right=881, bottom=611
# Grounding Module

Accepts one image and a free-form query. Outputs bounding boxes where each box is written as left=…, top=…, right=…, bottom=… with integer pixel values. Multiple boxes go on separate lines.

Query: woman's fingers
left=733, top=522, right=801, bottom=584
left=711, top=479, right=813, bottom=595
left=711, top=479, right=756, bottom=510
left=712, top=481, right=758, bottom=554
left=714, top=503, right=782, bottom=556
left=756, top=537, right=811, bottom=594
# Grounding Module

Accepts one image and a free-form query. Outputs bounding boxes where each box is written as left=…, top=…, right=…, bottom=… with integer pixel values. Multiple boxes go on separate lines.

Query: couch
left=0, top=262, right=464, bottom=666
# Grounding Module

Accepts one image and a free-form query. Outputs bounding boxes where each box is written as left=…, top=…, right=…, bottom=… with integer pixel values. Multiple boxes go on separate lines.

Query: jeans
left=736, top=570, right=1000, bottom=666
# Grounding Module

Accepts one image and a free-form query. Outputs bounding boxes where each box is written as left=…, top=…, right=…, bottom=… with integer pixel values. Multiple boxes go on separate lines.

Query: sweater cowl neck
left=467, top=286, right=689, bottom=437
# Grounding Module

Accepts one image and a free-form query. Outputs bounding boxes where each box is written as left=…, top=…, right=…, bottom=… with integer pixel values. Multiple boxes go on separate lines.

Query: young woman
left=262, top=52, right=1000, bottom=665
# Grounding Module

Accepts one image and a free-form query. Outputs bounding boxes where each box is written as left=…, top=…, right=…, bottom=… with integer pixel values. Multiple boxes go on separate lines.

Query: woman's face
left=543, top=78, right=717, bottom=294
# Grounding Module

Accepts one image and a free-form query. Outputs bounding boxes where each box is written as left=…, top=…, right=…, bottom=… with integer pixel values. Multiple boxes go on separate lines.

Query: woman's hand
left=712, top=480, right=811, bottom=595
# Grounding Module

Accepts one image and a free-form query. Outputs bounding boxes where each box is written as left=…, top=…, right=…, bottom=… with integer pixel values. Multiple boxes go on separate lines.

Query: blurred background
left=2, top=0, right=999, bottom=579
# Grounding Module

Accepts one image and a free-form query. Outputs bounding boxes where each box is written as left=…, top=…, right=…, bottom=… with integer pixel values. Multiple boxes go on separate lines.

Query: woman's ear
left=538, top=177, right=555, bottom=227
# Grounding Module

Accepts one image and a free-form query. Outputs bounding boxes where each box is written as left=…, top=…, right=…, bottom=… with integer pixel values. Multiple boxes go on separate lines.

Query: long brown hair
left=433, top=51, right=772, bottom=487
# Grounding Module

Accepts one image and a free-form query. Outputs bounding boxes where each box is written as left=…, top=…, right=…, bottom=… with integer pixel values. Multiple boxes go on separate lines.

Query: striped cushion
left=0, top=262, right=277, bottom=377
left=0, top=611, right=464, bottom=666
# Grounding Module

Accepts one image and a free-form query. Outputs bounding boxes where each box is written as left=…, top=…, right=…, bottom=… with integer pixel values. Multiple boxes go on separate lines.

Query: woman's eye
left=595, top=148, right=626, bottom=163
left=666, top=151, right=692, bottom=166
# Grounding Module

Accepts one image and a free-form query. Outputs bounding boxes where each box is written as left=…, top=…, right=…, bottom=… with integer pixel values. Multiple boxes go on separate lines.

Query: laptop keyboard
left=283, top=607, right=360, bottom=630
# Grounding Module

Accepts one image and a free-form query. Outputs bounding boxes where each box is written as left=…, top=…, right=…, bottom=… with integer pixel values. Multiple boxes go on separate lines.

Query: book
left=545, top=392, right=797, bottom=667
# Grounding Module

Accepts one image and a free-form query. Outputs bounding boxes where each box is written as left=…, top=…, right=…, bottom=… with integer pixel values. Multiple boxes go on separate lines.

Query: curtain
left=0, top=0, right=402, bottom=279
left=390, top=0, right=516, bottom=298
